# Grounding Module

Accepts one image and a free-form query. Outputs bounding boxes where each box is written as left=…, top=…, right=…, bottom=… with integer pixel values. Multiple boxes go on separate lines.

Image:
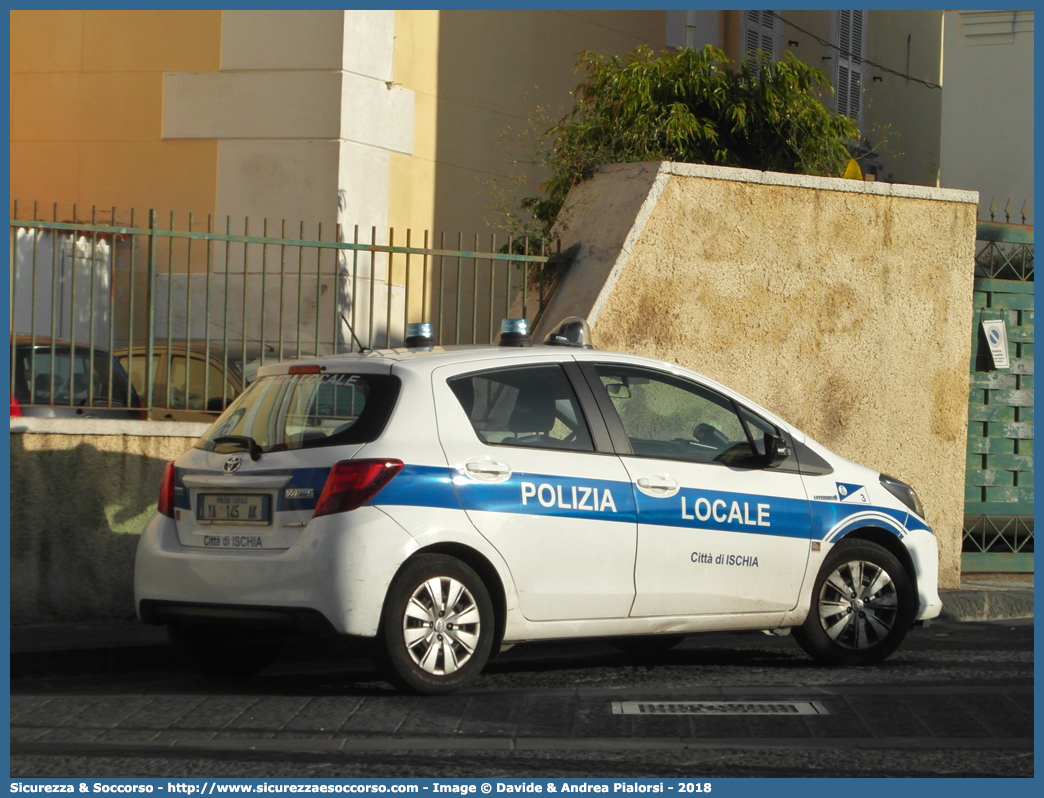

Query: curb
left=938, top=588, right=1035, bottom=622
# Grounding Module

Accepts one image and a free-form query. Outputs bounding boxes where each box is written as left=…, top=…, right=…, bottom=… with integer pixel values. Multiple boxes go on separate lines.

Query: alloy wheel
left=816, top=559, right=899, bottom=650
left=402, top=576, right=482, bottom=675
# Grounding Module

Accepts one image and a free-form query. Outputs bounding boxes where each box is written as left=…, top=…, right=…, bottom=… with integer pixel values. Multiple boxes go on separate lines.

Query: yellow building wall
left=390, top=10, right=667, bottom=240
left=10, top=10, right=222, bottom=222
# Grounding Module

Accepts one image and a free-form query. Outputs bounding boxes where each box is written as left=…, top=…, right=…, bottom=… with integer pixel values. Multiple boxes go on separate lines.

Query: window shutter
left=835, top=10, right=866, bottom=126
left=744, top=10, right=779, bottom=76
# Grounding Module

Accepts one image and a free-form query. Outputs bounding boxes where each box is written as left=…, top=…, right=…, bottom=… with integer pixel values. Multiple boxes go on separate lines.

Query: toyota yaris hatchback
left=135, top=318, right=941, bottom=694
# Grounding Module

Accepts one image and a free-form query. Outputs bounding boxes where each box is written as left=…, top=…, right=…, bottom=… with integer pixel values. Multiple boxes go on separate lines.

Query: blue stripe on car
left=368, top=464, right=462, bottom=510
left=635, top=487, right=812, bottom=539
left=370, top=466, right=928, bottom=542
left=174, top=463, right=931, bottom=542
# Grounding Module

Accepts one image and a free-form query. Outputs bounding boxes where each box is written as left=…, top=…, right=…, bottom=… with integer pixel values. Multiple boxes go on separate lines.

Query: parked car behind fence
left=10, top=335, right=143, bottom=419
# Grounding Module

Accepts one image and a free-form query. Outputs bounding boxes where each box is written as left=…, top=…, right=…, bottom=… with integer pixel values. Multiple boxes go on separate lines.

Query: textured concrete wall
left=539, top=162, right=978, bottom=588
left=10, top=419, right=208, bottom=625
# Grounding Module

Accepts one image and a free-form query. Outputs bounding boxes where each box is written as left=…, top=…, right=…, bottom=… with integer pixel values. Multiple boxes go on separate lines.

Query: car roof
left=12, top=334, right=115, bottom=352
left=255, top=344, right=590, bottom=376
left=256, top=343, right=709, bottom=387
left=254, top=344, right=796, bottom=433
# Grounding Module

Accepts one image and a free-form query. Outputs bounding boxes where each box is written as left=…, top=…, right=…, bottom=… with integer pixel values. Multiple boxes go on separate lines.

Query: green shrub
left=522, top=45, right=860, bottom=239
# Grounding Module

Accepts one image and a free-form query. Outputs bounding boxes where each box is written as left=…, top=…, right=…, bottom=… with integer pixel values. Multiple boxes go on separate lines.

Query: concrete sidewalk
left=10, top=574, right=1033, bottom=680
left=938, top=573, right=1035, bottom=622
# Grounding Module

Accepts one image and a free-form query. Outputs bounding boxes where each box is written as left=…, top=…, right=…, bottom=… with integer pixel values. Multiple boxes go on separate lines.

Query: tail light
left=158, top=461, right=176, bottom=518
left=10, top=394, right=23, bottom=417
left=313, top=459, right=404, bottom=518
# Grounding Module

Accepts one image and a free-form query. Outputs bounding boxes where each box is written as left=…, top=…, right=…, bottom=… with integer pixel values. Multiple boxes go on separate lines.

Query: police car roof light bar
left=544, top=316, right=594, bottom=348
left=405, top=322, right=435, bottom=349
left=498, top=318, right=532, bottom=347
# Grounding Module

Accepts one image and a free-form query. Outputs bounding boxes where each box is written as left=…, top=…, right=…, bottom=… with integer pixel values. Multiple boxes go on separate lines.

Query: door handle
left=464, top=459, right=512, bottom=482
left=636, top=474, right=679, bottom=497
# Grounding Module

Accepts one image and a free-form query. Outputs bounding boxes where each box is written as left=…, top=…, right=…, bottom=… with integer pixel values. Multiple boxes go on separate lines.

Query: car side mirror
left=764, top=433, right=791, bottom=467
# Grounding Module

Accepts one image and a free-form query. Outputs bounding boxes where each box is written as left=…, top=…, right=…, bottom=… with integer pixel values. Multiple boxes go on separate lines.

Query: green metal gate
left=11, top=203, right=561, bottom=419
left=963, top=221, right=1034, bottom=572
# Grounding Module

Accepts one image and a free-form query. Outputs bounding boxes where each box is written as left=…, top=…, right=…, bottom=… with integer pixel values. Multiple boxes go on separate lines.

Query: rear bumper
left=134, top=507, right=416, bottom=637
left=138, top=600, right=341, bottom=636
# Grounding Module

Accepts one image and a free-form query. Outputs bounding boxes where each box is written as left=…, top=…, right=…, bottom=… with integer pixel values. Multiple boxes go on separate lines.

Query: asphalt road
left=10, top=617, right=1034, bottom=778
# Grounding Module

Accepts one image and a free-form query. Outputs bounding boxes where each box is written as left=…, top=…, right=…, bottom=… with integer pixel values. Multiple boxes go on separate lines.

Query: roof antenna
left=341, top=314, right=369, bottom=354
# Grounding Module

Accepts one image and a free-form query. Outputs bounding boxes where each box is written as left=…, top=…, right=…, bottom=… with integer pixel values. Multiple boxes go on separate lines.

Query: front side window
left=448, top=364, right=594, bottom=453
left=594, top=364, right=773, bottom=467
left=196, top=372, right=399, bottom=454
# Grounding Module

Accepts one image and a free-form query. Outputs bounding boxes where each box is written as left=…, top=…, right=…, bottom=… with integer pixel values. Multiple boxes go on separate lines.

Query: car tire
left=376, top=554, right=494, bottom=695
left=610, top=634, right=686, bottom=654
left=168, top=623, right=283, bottom=678
left=793, top=539, right=916, bottom=666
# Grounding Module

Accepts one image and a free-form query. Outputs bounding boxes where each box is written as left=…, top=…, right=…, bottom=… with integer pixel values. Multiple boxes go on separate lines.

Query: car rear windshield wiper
left=213, top=435, right=263, bottom=461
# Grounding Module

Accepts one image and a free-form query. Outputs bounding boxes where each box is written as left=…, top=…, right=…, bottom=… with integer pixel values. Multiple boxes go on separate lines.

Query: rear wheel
left=793, top=539, right=916, bottom=666
left=168, top=623, right=284, bottom=678
left=376, top=554, right=494, bottom=695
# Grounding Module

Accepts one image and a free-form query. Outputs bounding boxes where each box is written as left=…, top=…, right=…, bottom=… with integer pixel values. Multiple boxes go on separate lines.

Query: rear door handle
left=636, top=474, right=679, bottom=497
left=464, top=459, right=512, bottom=482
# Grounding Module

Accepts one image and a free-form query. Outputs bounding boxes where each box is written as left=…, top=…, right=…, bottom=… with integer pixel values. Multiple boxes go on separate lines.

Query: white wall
left=162, top=10, right=415, bottom=234
left=12, top=229, right=112, bottom=343
left=665, top=10, right=723, bottom=50
left=939, top=10, right=1034, bottom=223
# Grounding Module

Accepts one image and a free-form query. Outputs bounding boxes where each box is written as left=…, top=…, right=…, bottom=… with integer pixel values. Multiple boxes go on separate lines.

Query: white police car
left=135, top=317, right=941, bottom=694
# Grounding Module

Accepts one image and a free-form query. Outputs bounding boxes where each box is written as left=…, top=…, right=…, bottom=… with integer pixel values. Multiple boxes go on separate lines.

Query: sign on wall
left=981, top=318, right=1010, bottom=369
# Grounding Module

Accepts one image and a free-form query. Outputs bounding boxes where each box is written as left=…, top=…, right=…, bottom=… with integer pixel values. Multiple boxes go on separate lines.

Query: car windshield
left=195, top=372, right=400, bottom=453
left=14, top=344, right=135, bottom=407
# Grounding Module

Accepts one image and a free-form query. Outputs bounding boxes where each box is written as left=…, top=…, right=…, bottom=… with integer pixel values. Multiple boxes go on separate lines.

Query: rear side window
left=196, top=373, right=400, bottom=454
left=448, top=364, right=594, bottom=453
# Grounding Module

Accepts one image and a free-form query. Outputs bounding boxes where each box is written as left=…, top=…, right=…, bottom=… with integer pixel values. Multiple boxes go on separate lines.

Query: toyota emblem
left=223, top=456, right=243, bottom=473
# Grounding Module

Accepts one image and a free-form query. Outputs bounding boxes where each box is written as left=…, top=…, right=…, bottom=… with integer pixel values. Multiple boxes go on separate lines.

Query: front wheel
left=376, top=554, right=494, bottom=695
left=793, top=540, right=916, bottom=666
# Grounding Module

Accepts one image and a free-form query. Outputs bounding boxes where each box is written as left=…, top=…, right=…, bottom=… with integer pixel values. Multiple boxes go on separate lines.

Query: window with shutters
left=742, top=11, right=781, bottom=76
left=833, top=10, right=867, bottom=129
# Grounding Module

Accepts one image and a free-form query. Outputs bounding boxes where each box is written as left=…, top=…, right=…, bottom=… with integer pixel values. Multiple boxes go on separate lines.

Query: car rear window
left=196, top=372, right=400, bottom=454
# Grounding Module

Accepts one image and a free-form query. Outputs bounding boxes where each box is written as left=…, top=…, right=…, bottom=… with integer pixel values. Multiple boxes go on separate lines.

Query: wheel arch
left=835, top=527, right=919, bottom=596
left=404, top=542, right=508, bottom=657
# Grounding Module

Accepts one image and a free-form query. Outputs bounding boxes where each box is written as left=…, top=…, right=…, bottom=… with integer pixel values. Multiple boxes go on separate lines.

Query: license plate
left=196, top=494, right=270, bottom=526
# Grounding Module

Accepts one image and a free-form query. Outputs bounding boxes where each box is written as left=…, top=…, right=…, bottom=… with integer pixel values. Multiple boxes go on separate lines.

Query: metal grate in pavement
left=611, top=701, right=829, bottom=716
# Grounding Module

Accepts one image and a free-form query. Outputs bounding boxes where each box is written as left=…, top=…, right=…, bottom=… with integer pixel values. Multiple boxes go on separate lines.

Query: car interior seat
left=505, top=386, right=556, bottom=446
